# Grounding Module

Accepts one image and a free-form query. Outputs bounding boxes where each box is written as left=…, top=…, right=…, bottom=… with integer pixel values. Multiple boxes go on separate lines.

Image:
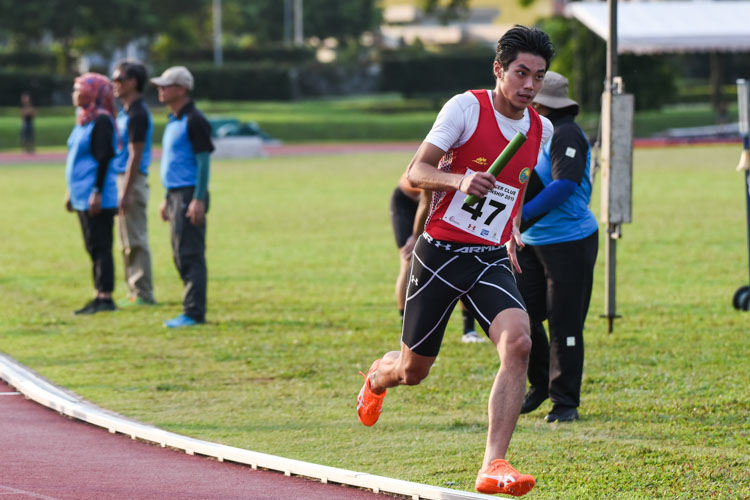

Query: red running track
left=0, top=380, right=381, bottom=500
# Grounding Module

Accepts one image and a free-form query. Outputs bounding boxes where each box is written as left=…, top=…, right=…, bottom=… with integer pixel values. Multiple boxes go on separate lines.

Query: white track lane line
left=0, top=485, right=61, bottom=499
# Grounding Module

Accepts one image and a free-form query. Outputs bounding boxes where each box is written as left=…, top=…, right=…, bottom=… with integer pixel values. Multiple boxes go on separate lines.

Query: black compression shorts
left=389, top=187, right=419, bottom=248
left=401, top=233, right=527, bottom=356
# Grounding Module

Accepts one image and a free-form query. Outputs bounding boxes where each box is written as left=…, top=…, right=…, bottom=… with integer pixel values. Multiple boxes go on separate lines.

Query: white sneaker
left=462, top=330, right=487, bottom=343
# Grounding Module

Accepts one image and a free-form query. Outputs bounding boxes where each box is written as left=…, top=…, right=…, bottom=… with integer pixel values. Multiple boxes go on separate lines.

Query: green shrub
left=379, top=47, right=495, bottom=98
left=0, top=71, right=74, bottom=106
left=157, top=45, right=316, bottom=65
left=164, top=60, right=379, bottom=101
left=187, top=63, right=293, bottom=101
left=0, top=51, right=57, bottom=71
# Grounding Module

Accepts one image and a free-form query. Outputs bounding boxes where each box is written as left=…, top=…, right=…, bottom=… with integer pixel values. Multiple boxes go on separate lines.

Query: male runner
left=357, top=25, right=554, bottom=497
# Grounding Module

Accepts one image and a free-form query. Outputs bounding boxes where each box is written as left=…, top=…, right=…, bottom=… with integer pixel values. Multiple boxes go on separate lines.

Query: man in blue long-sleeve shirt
left=516, top=71, right=599, bottom=423
left=151, top=66, right=215, bottom=328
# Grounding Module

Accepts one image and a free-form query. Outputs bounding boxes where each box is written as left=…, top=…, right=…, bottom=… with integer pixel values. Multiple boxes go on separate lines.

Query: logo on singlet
left=473, top=157, right=488, bottom=166
left=519, top=167, right=531, bottom=184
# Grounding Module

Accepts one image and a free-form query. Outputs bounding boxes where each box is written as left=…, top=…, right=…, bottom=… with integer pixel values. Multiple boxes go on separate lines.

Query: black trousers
left=167, top=187, right=208, bottom=322
left=77, top=209, right=116, bottom=293
left=515, top=230, right=598, bottom=409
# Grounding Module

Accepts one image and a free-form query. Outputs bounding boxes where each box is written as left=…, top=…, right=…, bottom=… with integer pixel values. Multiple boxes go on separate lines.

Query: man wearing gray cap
left=516, top=70, right=599, bottom=423
left=151, top=66, right=215, bottom=328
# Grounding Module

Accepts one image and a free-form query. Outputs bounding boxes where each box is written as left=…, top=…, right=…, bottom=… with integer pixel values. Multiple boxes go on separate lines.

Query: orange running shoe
left=475, top=459, right=536, bottom=497
left=357, top=359, right=386, bottom=426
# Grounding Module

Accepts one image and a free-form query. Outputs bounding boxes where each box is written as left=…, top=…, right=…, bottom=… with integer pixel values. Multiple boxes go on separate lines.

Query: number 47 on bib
left=442, top=169, right=519, bottom=244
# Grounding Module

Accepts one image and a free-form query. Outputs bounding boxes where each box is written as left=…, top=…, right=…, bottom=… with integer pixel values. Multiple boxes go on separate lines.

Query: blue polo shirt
left=522, top=120, right=598, bottom=246
left=66, top=116, right=118, bottom=211
left=160, top=101, right=214, bottom=190
left=112, top=98, right=153, bottom=175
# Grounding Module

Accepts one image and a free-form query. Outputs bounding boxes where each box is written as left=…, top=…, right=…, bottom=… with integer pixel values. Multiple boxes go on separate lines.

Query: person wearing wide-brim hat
left=531, top=70, right=580, bottom=113
left=515, top=70, right=599, bottom=424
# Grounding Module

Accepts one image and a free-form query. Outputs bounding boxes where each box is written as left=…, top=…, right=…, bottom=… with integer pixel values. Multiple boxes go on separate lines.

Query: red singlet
left=424, top=90, right=542, bottom=246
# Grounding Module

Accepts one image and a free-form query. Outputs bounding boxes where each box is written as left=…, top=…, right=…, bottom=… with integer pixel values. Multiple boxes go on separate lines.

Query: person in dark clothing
left=150, top=66, right=214, bottom=328
left=20, top=92, right=36, bottom=154
left=64, top=73, right=119, bottom=315
left=516, top=71, right=599, bottom=423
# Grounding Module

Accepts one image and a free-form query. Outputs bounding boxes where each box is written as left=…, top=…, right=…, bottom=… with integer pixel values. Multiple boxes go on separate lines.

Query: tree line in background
left=0, top=0, right=748, bottom=112
left=0, top=0, right=380, bottom=71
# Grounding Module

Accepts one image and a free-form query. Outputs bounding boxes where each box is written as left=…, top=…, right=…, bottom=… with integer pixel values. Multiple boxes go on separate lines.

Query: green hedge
left=379, top=48, right=495, bottom=98
left=0, top=61, right=375, bottom=106
left=159, top=46, right=316, bottom=65
left=166, top=60, right=378, bottom=101
left=0, top=51, right=58, bottom=71
left=674, top=84, right=738, bottom=104
left=0, top=71, right=74, bottom=106
left=187, top=63, right=293, bottom=101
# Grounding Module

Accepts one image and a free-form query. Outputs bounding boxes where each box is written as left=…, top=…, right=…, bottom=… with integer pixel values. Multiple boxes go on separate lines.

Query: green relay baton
left=463, top=132, right=527, bottom=205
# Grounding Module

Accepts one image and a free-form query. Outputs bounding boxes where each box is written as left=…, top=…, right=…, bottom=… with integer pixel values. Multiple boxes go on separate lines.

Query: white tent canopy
left=566, top=1, right=750, bottom=54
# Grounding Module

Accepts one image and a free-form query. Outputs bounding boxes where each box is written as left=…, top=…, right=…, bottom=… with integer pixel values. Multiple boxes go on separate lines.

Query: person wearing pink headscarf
left=64, top=73, right=119, bottom=315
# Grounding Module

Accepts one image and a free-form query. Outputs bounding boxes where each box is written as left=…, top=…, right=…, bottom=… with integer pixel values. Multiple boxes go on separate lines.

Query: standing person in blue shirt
left=64, top=73, right=119, bottom=315
left=111, top=60, right=156, bottom=307
left=150, top=66, right=214, bottom=328
left=515, top=71, right=599, bottom=423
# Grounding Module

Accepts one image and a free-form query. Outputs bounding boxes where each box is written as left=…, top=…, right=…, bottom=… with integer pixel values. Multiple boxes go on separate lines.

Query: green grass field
left=1, top=144, right=748, bottom=498
left=0, top=96, right=735, bottom=151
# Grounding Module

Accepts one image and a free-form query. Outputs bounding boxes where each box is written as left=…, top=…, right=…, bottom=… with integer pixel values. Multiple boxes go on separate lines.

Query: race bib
left=442, top=168, right=519, bottom=243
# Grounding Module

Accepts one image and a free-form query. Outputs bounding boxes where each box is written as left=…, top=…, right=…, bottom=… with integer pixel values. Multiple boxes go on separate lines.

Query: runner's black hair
left=495, top=25, right=555, bottom=70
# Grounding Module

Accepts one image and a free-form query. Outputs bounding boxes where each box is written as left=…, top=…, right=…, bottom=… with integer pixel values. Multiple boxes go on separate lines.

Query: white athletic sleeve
left=423, top=92, right=479, bottom=152
left=424, top=89, right=554, bottom=154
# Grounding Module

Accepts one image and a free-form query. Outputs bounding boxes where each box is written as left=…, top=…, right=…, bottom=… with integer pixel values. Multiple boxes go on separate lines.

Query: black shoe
left=545, top=406, right=579, bottom=423
left=74, top=298, right=117, bottom=315
left=520, top=386, right=548, bottom=414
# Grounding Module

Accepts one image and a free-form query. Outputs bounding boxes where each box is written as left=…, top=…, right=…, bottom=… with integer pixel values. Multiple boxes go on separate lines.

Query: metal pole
left=284, top=0, right=293, bottom=45
left=213, top=0, right=223, bottom=67
left=294, top=0, right=304, bottom=46
left=737, top=80, right=750, bottom=286
left=745, top=168, right=750, bottom=287
left=603, top=0, right=619, bottom=333
left=606, top=0, right=617, bottom=88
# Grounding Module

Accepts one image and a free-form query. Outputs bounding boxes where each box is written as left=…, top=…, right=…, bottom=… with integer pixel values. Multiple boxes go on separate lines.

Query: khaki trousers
left=116, top=172, right=155, bottom=302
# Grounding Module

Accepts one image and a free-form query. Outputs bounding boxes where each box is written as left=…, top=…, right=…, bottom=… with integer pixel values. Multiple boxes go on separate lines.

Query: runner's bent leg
left=482, top=307, right=531, bottom=469
left=371, top=234, right=458, bottom=393
left=369, top=343, right=436, bottom=394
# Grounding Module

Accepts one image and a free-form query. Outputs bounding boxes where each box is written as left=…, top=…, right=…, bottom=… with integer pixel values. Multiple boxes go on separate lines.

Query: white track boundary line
left=0, top=484, right=61, bottom=500
left=0, top=353, right=494, bottom=500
